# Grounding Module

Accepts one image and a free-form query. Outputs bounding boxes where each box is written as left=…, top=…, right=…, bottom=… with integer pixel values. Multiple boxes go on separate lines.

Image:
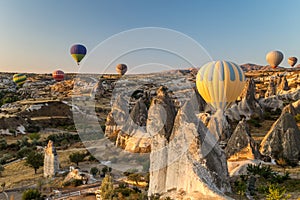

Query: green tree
left=69, top=152, right=85, bottom=166
left=0, top=138, right=7, bottom=150
left=128, top=173, right=142, bottom=185
left=17, top=147, right=33, bottom=159
left=22, top=188, right=42, bottom=200
left=90, top=167, right=99, bottom=177
left=101, top=166, right=112, bottom=176
left=25, top=151, right=44, bottom=174
left=100, top=174, right=114, bottom=200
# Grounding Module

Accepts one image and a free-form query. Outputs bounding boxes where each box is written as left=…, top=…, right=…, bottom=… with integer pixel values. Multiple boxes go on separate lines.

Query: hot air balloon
left=196, top=61, right=246, bottom=111
left=13, top=73, right=27, bottom=86
left=288, top=57, right=297, bottom=67
left=266, top=50, right=284, bottom=69
left=52, top=70, right=65, bottom=81
left=70, top=44, right=87, bottom=65
left=116, top=64, right=127, bottom=75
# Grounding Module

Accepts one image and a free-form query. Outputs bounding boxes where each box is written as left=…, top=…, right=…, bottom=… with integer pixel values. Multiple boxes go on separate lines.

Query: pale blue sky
left=0, top=0, right=299, bottom=73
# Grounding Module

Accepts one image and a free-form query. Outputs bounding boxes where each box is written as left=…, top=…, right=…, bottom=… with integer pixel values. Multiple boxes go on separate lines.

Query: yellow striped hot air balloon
left=13, top=73, right=27, bottom=86
left=196, top=61, right=246, bottom=111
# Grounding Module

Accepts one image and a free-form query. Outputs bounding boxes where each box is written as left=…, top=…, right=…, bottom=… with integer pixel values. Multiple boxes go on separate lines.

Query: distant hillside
left=240, top=63, right=283, bottom=72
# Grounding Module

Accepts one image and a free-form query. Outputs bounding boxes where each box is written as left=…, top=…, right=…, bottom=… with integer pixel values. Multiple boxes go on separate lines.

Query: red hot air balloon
left=52, top=70, right=65, bottom=81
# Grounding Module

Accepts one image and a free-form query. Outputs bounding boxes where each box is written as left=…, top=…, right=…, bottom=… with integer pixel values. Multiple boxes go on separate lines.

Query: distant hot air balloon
left=13, top=73, right=27, bottom=86
left=70, top=44, right=87, bottom=65
left=196, top=61, right=246, bottom=111
left=52, top=70, right=65, bottom=81
left=116, top=64, right=128, bottom=75
left=266, top=50, right=284, bottom=69
left=288, top=57, right=297, bottom=67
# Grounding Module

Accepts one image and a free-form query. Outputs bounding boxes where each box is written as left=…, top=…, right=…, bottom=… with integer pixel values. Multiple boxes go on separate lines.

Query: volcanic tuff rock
left=278, top=76, right=290, bottom=91
left=265, top=79, right=277, bottom=97
left=225, top=118, right=260, bottom=161
left=260, top=112, right=300, bottom=163
left=226, top=79, right=263, bottom=121
left=148, top=97, right=232, bottom=199
left=207, top=112, right=232, bottom=147
left=105, top=95, right=152, bottom=153
left=44, top=140, right=59, bottom=177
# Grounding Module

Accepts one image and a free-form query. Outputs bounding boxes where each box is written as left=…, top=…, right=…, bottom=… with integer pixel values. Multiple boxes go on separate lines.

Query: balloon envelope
left=266, top=50, right=284, bottom=69
left=52, top=70, right=65, bottom=81
left=116, top=64, right=128, bottom=75
left=288, top=57, right=297, bottom=67
left=196, top=61, right=246, bottom=110
left=70, top=44, right=87, bottom=65
left=13, top=73, right=27, bottom=86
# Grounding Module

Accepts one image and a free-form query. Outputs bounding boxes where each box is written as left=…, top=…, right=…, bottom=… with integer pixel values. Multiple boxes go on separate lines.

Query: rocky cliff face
left=260, top=112, right=300, bottom=163
left=148, top=97, right=231, bottom=199
left=225, top=119, right=260, bottom=161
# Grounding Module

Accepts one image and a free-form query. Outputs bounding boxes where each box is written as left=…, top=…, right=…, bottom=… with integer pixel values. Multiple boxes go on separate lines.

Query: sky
left=0, top=0, right=300, bottom=73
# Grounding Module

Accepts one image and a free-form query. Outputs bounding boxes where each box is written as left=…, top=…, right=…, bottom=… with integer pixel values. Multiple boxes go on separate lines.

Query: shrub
left=0, top=138, right=7, bottom=150
left=90, top=167, right=99, bottom=176
left=266, top=184, right=291, bottom=200
left=295, top=114, right=300, bottom=122
left=22, top=188, right=42, bottom=200
left=28, top=133, right=40, bottom=141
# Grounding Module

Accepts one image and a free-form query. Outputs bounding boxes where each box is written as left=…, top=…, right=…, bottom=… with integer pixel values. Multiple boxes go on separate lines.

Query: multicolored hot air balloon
left=13, top=73, right=27, bottom=86
left=288, top=57, right=297, bottom=67
left=116, top=64, right=128, bottom=75
left=266, top=50, right=284, bottom=69
left=52, top=70, right=65, bottom=81
left=70, top=44, right=87, bottom=65
left=196, top=61, right=246, bottom=111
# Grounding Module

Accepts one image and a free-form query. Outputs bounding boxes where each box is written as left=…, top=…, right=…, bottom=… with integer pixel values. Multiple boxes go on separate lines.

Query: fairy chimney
left=44, top=140, right=59, bottom=177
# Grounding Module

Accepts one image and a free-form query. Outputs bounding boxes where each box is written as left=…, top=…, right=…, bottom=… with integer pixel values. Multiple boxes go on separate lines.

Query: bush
left=266, top=184, right=291, bottom=200
left=90, top=167, right=99, bottom=176
left=28, top=133, right=40, bottom=141
left=22, top=188, right=42, bottom=200
left=295, top=114, right=300, bottom=122
left=0, top=138, right=7, bottom=150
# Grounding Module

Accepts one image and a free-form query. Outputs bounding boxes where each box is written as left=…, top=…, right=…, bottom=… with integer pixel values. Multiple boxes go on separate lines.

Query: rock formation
left=226, top=79, right=263, bottom=121
left=278, top=76, right=290, bottom=91
left=225, top=118, right=260, bottom=161
left=265, top=79, right=277, bottom=97
left=260, top=112, right=300, bottom=163
left=207, top=112, right=232, bottom=147
left=105, top=94, right=151, bottom=153
left=148, top=97, right=232, bottom=199
left=44, top=140, right=59, bottom=177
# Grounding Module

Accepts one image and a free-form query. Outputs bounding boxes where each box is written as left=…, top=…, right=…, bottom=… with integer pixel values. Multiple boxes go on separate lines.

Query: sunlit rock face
left=260, top=112, right=300, bottom=163
left=225, top=118, right=261, bottom=161
left=44, top=140, right=59, bottom=178
left=148, top=97, right=232, bottom=199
